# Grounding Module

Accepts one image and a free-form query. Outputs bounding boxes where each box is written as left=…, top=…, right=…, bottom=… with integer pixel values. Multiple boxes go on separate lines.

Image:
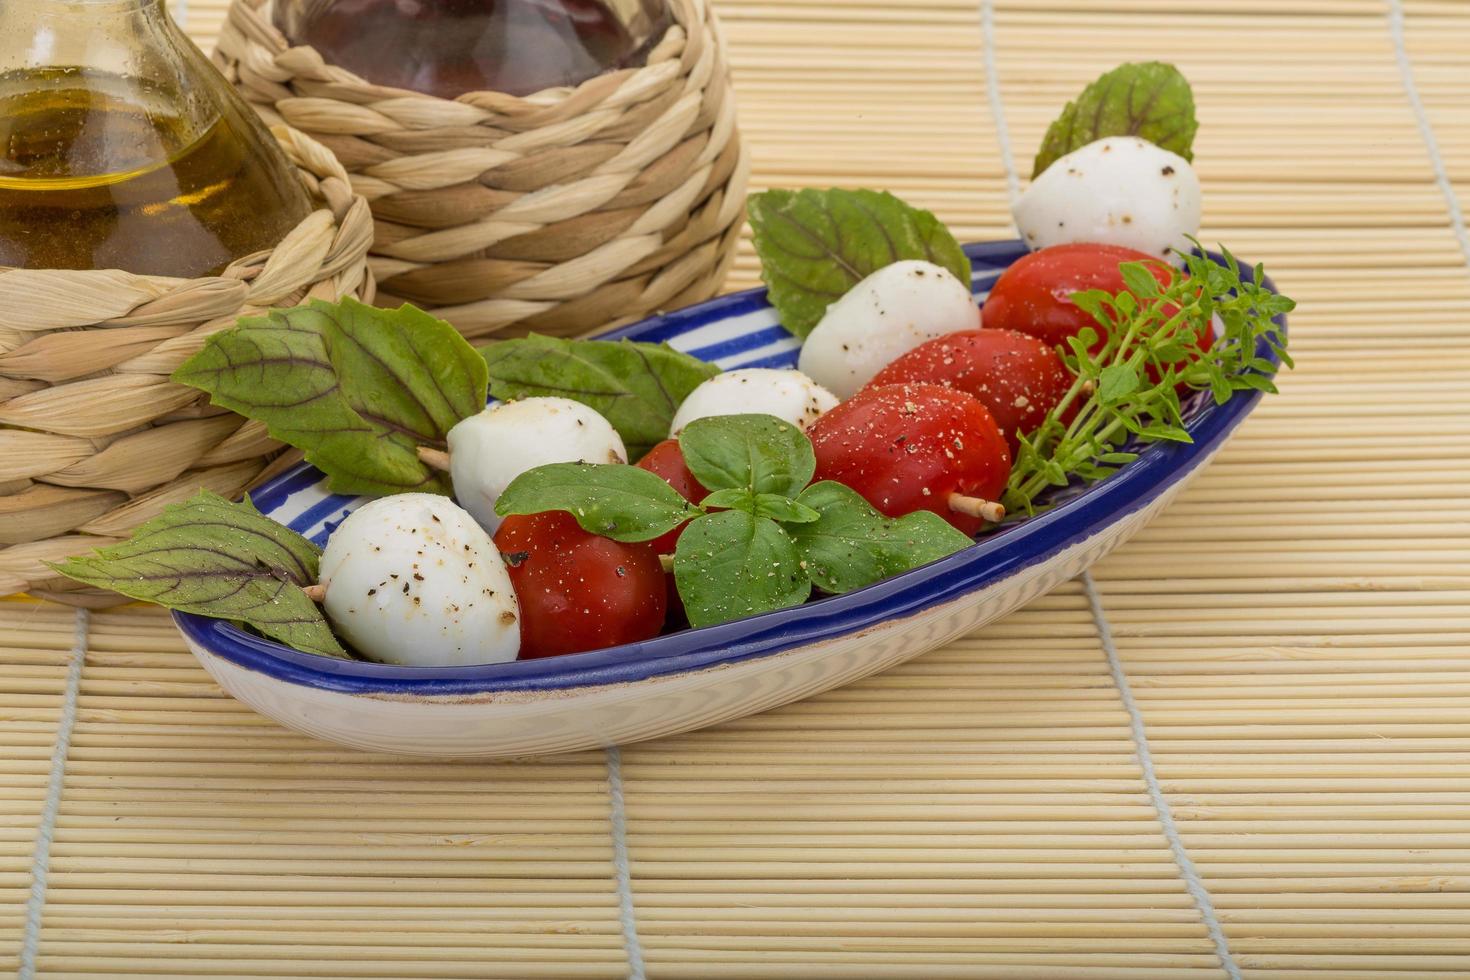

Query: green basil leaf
left=789, top=482, right=973, bottom=595
left=48, top=491, right=346, bottom=658
left=700, top=487, right=756, bottom=512
left=1032, top=61, right=1198, bottom=178
left=747, top=188, right=971, bottom=338
left=495, top=462, right=701, bottom=543
left=480, top=334, right=720, bottom=459
left=753, top=494, right=820, bottom=524
left=174, top=299, right=486, bottom=497
left=673, top=511, right=810, bottom=629
left=678, top=414, right=816, bottom=498
left=1097, top=363, right=1140, bottom=404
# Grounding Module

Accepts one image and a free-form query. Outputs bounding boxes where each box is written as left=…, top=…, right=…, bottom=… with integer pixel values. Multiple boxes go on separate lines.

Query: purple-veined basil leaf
left=49, top=491, right=346, bottom=658
left=174, top=298, right=487, bottom=497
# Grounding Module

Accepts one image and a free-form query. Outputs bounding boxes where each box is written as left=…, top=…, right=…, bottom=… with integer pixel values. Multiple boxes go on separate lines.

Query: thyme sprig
left=1003, top=244, right=1295, bottom=515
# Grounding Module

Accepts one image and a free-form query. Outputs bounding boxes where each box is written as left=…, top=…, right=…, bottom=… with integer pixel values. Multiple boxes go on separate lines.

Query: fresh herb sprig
left=496, top=414, right=973, bottom=629
left=1003, top=245, right=1294, bottom=516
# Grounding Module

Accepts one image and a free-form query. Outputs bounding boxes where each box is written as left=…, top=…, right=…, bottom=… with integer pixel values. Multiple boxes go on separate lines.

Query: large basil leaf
left=673, top=510, right=811, bottom=629
left=174, top=298, right=486, bottom=497
left=495, top=462, right=701, bottom=543
left=789, top=481, right=973, bottom=594
left=1032, top=61, right=1197, bottom=177
left=50, top=491, right=345, bottom=658
left=747, top=188, right=970, bottom=338
left=481, top=335, right=719, bottom=459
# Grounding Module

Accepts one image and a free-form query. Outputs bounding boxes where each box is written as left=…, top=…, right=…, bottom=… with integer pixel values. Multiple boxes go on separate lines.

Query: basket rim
left=232, top=0, right=702, bottom=110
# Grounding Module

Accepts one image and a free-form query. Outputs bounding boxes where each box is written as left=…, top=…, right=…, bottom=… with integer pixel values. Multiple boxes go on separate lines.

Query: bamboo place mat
left=1, top=1, right=1466, bottom=978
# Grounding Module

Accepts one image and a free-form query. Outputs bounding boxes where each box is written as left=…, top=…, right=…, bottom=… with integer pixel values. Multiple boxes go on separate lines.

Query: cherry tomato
left=982, top=242, right=1210, bottom=385
left=493, top=510, right=666, bottom=659
left=635, top=438, right=709, bottom=554
left=868, top=329, right=1074, bottom=456
left=808, top=382, right=1011, bottom=535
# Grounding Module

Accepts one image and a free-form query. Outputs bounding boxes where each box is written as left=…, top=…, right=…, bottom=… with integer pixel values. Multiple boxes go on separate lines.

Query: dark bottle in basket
left=272, top=0, right=673, bottom=99
left=0, top=0, right=313, bottom=277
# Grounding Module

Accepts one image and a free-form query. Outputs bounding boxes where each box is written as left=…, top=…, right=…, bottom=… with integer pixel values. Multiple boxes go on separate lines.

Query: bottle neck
left=0, top=0, right=214, bottom=133
left=2, top=0, right=178, bottom=77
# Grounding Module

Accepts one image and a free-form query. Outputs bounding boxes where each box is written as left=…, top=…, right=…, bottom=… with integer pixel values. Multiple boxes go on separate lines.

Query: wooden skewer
left=948, top=494, right=1005, bottom=523
left=660, top=554, right=676, bottom=574
left=416, top=446, right=451, bottom=471
left=302, top=584, right=326, bottom=603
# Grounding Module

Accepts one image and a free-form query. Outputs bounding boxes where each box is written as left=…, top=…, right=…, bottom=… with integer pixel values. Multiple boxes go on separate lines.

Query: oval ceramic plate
left=175, top=240, right=1284, bottom=757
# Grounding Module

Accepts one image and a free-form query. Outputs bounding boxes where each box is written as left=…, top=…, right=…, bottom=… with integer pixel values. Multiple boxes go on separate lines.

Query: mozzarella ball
left=797, top=260, right=979, bottom=400
left=319, top=494, right=520, bottom=667
left=1014, top=136, right=1201, bottom=266
left=447, top=397, right=626, bottom=534
left=669, top=369, right=838, bottom=436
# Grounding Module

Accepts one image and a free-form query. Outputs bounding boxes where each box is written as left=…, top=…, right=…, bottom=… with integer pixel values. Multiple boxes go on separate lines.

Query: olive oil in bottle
left=0, top=2, right=312, bottom=278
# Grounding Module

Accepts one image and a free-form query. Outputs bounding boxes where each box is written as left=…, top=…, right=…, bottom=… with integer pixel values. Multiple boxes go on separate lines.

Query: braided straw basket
left=214, top=0, right=749, bottom=341
left=0, top=126, right=374, bottom=607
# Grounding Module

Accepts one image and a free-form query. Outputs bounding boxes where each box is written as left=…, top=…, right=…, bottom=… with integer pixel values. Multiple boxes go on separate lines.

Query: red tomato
left=868, top=329, right=1074, bottom=456
left=635, top=438, right=709, bottom=554
left=807, top=382, right=1011, bottom=535
left=493, top=511, right=667, bottom=659
left=982, top=243, right=1171, bottom=349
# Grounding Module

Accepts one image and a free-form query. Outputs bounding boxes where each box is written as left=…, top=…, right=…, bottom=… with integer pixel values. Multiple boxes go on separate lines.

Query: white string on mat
left=979, top=0, right=1022, bottom=211
left=1083, top=573, right=1242, bottom=980
left=1387, top=0, right=1470, bottom=271
left=605, top=746, right=647, bottom=980
left=977, top=3, right=1241, bottom=971
left=18, top=608, right=90, bottom=980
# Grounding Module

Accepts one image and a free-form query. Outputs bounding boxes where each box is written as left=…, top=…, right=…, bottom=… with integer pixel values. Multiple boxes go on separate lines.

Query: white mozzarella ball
left=319, top=494, right=520, bottom=667
left=447, top=397, right=626, bottom=533
left=1013, top=136, right=1201, bottom=266
left=797, top=260, right=978, bottom=400
left=669, top=369, right=839, bottom=436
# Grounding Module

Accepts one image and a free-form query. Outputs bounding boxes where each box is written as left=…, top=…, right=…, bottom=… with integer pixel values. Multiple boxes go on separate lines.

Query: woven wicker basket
left=0, top=126, right=374, bottom=606
left=214, top=0, right=748, bottom=341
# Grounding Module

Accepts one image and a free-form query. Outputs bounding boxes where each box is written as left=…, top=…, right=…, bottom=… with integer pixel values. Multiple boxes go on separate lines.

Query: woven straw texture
left=214, top=0, right=750, bottom=341
left=1, top=0, right=1467, bottom=977
left=0, top=127, right=374, bottom=607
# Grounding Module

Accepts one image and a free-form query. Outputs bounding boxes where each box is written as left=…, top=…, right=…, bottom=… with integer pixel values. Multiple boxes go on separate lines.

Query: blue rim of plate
left=173, top=241, right=1285, bottom=696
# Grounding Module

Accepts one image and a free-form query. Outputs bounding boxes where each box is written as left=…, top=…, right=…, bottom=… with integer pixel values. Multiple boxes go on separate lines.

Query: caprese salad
left=53, top=61, right=1292, bottom=669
